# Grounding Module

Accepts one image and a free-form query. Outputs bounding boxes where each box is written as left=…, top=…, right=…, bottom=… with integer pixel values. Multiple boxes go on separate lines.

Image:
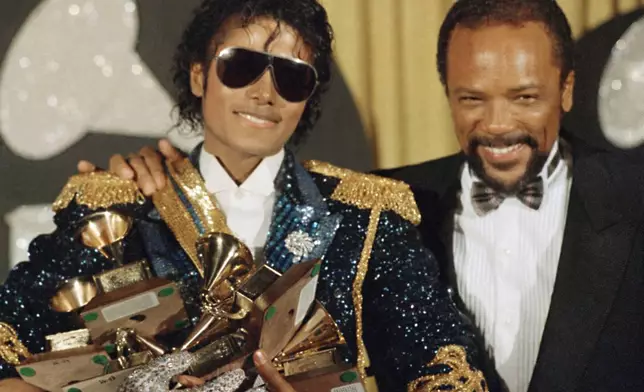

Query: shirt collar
left=199, top=146, right=284, bottom=197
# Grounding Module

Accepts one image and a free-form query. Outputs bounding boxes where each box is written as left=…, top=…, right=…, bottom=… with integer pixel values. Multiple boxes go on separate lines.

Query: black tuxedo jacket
left=377, top=138, right=644, bottom=391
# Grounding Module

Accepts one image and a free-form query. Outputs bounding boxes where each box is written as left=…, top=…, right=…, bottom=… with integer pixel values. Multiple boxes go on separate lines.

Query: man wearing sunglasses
left=0, top=1, right=488, bottom=391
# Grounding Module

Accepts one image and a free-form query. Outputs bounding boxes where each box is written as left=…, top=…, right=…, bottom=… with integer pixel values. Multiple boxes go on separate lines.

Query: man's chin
left=483, top=172, right=525, bottom=194
left=470, top=166, right=518, bottom=193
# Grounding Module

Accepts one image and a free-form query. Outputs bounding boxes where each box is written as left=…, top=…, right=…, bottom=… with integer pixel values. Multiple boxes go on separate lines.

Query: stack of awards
left=17, top=209, right=363, bottom=391
left=16, top=211, right=187, bottom=391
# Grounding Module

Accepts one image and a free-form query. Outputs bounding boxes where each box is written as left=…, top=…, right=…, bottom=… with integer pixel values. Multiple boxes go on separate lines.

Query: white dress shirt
left=453, top=142, right=572, bottom=392
left=199, top=147, right=284, bottom=260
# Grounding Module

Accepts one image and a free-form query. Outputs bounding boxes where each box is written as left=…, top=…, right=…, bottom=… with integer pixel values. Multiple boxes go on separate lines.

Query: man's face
left=190, top=17, right=311, bottom=159
left=445, top=22, right=574, bottom=193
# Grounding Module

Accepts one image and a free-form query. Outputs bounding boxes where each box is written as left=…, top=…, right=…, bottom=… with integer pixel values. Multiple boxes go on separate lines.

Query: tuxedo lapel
left=436, top=180, right=461, bottom=289
left=419, top=154, right=464, bottom=297
left=528, top=154, right=638, bottom=392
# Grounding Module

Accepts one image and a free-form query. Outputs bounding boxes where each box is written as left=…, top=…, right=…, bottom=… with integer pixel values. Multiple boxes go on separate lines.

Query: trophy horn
left=199, top=232, right=254, bottom=297
left=77, top=211, right=132, bottom=266
left=180, top=232, right=255, bottom=351
left=279, top=301, right=345, bottom=359
left=50, top=276, right=99, bottom=313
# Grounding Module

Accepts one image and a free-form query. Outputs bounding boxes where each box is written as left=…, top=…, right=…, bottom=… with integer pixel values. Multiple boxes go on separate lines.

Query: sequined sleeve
left=361, top=210, right=487, bottom=392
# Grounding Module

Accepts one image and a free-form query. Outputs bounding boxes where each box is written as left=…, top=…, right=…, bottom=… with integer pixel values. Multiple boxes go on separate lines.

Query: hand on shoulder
left=76, top=139, right=183, bottom=195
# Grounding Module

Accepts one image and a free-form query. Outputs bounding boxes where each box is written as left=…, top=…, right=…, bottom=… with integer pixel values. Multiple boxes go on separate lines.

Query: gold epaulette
left=407, top=345, right=487, bottom=392
left=304, top=160, right=421, bottom=226
left=52, top=172, right=144, bottom=212
left=0, top=322, right=31, bottom=365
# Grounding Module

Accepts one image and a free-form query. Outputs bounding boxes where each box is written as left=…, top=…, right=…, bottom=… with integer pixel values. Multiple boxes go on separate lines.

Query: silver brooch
left=284, top=230, right=315, bottom=263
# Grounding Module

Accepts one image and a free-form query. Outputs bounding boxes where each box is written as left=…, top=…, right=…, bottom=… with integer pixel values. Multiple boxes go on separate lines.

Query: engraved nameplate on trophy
left=45, top=329, right=91, bottom=352
left=93, top=260, right=152, bottom=293
left=234, top=264, right=281, bottom=312
left=80, top=278, right=188, bottom=340
left=282, top=348, right=339, bottom=376
left=16, top=346, right=110, bottom=391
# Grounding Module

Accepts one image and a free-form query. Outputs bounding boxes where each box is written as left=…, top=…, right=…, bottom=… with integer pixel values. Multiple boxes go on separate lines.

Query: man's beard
left=466, top=133, right=549, bottom=195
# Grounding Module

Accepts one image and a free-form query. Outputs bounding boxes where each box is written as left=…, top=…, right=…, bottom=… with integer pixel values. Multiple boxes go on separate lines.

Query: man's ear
left=190, top=63, right=205, bottom=97
left=561, top=70, right=575, bottom=113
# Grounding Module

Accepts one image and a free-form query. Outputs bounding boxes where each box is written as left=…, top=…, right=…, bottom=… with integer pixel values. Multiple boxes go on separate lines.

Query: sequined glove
left=116, top=351, right=248, bottom=392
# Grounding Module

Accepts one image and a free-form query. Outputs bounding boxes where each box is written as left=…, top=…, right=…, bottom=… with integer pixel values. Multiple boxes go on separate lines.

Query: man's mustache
left=468, top=133, right=538, bottom=153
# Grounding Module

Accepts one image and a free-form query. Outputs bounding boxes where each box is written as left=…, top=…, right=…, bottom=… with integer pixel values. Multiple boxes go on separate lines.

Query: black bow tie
left=471, top=177, right=544, bottom=216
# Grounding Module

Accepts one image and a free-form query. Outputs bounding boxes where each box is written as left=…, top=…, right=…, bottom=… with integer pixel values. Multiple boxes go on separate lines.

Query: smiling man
left=0, top=0, right=488, bottom=391
left=380, top=1, right=644, bottom=391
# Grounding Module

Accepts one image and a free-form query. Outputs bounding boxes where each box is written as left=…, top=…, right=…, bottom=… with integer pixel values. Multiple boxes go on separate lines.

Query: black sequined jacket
left=0, top=150, right=485, bottom=391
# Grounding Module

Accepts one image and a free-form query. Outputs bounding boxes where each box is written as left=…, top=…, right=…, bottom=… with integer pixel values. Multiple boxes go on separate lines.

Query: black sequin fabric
left=0, top=152, right=481, bottom=392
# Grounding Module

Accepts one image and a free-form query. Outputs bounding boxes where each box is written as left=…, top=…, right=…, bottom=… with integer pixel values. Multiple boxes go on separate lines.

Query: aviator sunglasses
left=214, top=46, right=319, bottom=103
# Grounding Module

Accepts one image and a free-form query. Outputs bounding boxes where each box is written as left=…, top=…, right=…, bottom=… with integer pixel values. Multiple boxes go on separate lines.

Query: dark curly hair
left=173, top=0, right=334, bottom=147
left=437, top=0, right=574, bottom=89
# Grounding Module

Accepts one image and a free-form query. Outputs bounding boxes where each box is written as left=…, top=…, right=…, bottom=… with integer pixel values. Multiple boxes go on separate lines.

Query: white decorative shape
left=5, top=205, right=56, bottom=268
left=0, top=0, right=202, bottom=160
left=331, top=384, right=365, bottom=392
left=284, top=230, right=315, bottom=262
left=599, top=15, right=644, bottom=149
left=295, top=274, right=319, bottom=325
left=101, top=291, right=159, bottom=322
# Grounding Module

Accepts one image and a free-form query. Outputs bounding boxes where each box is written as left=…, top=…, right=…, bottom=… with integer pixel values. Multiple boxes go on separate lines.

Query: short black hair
left=437, top=0, right=574, bottom=88
left=173, top=0, right=334, bottom=146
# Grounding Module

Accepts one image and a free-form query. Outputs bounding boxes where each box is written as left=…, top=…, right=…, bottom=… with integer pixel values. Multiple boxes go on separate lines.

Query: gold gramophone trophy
left=182, top=276, right=365, bottom=391
left=77, top=211, right=151, bottom=292
left=275, top=302, right=365, bottom=391
left=179, top=232, right=256, bottom=352
left=178, top=235, right=345, bottom=387
left=17, top=210, right=188, bottom=391
left=68, top=210, right=188, bottom=340
left=165, top=225, right=321, bottom=380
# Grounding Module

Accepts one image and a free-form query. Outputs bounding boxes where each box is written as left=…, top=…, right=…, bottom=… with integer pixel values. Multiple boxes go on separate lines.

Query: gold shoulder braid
left=52, top=171, right=144, bottom=212
left=407, top=345, right=487, bottom=391
left=152, top=158, right=232, bottom=277
left=0, top=322, right=31, bottom=365
left=304, top=161, right=421, bottom=391
left=304, top=160, right=420, bottom=225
